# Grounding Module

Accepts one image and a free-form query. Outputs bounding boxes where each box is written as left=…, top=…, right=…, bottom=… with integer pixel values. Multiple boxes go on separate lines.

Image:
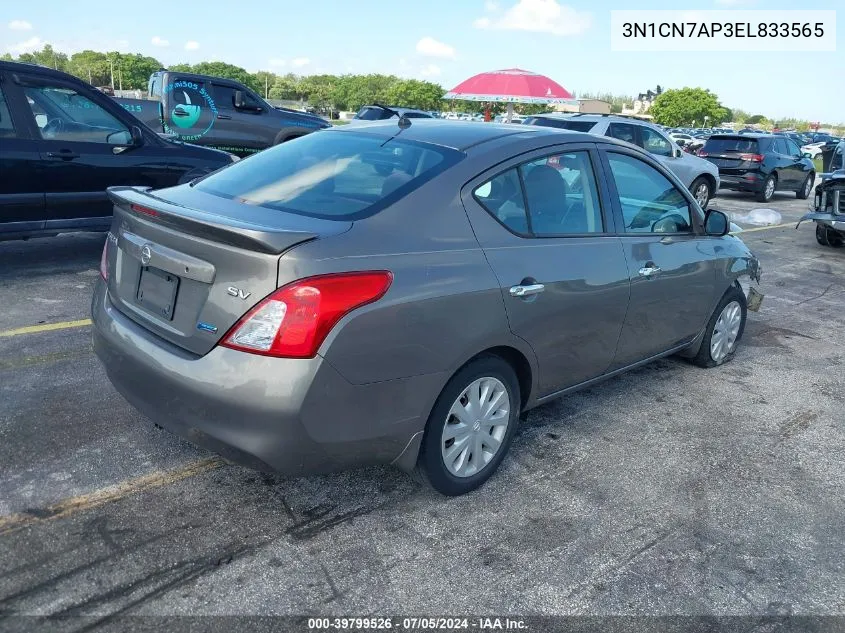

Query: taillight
left=99, top=236, right=110, bottom=281
left=739, top=153, right=764, bottom=163
left=220, top=271, right=393, bottom=358
left=131, top=203, right=160, bottom=218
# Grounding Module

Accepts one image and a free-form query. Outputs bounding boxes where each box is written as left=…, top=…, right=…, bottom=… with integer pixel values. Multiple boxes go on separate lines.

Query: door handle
left=46, top=150, right=79, bottom=160
left=217, top=114, right=232, bottom=120
left=509, top=283, right=545, bottom=297
left=638, top=265, right=662, bottom=278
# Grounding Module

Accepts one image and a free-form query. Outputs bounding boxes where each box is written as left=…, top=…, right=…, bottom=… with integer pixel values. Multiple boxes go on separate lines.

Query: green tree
left=168, top=63, right=193, bottom=72
left=746, top=114, right=767, bottom=124
left=731, top=108, right=749, bottom=124
left=187, top=61, right=257, bottom=91
left=252, top=71, right=277, bottom=98
left=649, top=87, right=728, bottom=127
left=269, top=74, right=300, bottom=101
left=16, top=45, right=69, bottom=71
left=68, top=50, right=109, bottom=85
left=1, top=53, right=13, bottom=62
left=385, top=79, right=444, bottom=111
left=115, top=53, right=162, bottom=90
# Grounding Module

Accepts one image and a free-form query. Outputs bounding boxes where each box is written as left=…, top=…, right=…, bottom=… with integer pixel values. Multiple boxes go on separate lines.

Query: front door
left=209, top=82, right=266, bottom=154
left=600, top=147, right=722, bottom=369
left=0, top=76, right=44, bottom=234
left=462, top=145, right=631, bottom=395
left=15, top=75, right=171, bottom=228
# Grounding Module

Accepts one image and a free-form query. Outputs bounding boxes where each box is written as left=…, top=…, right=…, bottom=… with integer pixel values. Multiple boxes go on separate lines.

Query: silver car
left=523, top=114, right=721, bottom=209
left=93, top=120, right=761, bottom=496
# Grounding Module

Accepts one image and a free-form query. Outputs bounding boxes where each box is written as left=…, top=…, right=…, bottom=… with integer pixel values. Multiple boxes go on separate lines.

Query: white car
left=670, top=132, right=694, bottom=146
left=801, top=142, right=825, bottom=159
left=523, top=114, right=721, bottom=208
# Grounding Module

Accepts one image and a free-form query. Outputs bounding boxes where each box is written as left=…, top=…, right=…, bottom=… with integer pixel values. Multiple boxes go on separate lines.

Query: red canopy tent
left=443, top=68, right=575, bottom=122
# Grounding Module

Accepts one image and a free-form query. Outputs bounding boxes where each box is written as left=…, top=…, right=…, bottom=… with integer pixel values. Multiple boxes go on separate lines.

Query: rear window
left=702, top=137, right=760, bottom=153
left=194, top=130, right=462, bottom=220
left=526, top=117, right=596, bottom=133
left=355, top=107, right=391, bottom=120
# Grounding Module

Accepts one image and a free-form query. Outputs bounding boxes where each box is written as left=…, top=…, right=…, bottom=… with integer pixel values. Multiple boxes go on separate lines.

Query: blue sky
left=1, top=0, right=841, bottom=122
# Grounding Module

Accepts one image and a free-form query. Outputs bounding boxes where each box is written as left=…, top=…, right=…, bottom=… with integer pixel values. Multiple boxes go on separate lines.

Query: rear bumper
left=92, top=281, right=433, bottom=475
left=718, top=171, right=764, bottom=192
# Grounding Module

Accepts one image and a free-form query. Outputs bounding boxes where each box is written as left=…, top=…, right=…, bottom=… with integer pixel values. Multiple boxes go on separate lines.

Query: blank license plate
left=137, top=266, right=179, bottom=320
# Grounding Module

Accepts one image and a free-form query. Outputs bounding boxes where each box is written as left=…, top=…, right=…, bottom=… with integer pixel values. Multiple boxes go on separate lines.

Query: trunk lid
left=104, top=185, right=351, bottom=355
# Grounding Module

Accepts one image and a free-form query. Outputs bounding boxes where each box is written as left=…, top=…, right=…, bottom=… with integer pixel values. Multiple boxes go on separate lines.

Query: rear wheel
left=817, top=224, right=845, bottom=247
left=692, top=286, right=747, bottom=368
left=816, top=224, right=830, bottom=246
left=796, top=173, right=814, bottom=199
left=756, top=174, right=776, bottom=202
left=690, top=176, right=712, bottom=209
left=415, top=356, right=520, bottom=496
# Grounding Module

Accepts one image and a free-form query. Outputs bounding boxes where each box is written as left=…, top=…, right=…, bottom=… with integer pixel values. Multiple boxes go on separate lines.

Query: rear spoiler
left=107, top=186, right=318, bottom=255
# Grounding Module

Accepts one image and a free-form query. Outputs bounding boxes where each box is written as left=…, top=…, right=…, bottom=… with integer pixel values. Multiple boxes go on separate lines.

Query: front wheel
left=415, top=356, right=520, bottom=496
left=796, top=173, right=814, bottom=200
left=755, top=174, right=776, bottom=202
left=817, top=223, right=845, bottom=248
left=690, top=176, right=712, bottom=209
left=692, top=286, right=747, bottom=368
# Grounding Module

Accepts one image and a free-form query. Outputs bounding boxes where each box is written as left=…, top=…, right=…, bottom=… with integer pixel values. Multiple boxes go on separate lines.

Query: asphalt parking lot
left=1, top=184, right=843, bottom=627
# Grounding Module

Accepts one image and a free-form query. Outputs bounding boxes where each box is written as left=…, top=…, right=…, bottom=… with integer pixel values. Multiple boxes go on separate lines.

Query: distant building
left=621, top=86, right=662, bottom=117
left=553, top=98, right=611, bottom=114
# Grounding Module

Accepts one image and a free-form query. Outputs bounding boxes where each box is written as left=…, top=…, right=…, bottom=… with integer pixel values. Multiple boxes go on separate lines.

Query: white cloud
left=151, top=35, right=169, bottom=47
left=291, top=57, right=310, bottom=68
left=8, top=20, right=32, bottom=31
left=473, top=0, right=592, bottom=36
left=7, top=36, right=45, bottom=54
left=268, top=58, right=287, bottom=68
left=420, top=64, right=441, bottom=77
left=415, top=36, right=456, bottom=59
left=184, top=40, right=200, bottom=51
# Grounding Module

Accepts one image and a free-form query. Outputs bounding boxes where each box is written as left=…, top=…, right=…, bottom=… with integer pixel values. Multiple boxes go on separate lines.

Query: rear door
left=773, top=138, right=799, bottom=188
left=783, top=138, right=810, bottom=187
left=14, top=72, right=172, bottom=228
left=0, top=73, right=45, bottom=234
left=462, top=143, right=631, bottom=395
left=599, top=146, right=720, bottom=368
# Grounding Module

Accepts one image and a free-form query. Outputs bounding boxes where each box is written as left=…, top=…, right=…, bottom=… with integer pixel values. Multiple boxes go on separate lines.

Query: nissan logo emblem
left=140, top=244, right=152, bottom=265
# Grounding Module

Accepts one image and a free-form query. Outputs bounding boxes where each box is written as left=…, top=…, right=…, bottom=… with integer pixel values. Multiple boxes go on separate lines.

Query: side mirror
left=673, top=147, right=683, bottom=158
left=704, top=209, right=729, bottom=236
left=131, top=125, right=144, bottom=146
left=803, top=152, right=813, bottom=159
left=233, top=90, right=245, bottom=109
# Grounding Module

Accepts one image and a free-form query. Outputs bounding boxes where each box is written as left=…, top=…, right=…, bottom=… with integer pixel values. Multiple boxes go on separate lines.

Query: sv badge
left=226, top=286, right=251, bottom=300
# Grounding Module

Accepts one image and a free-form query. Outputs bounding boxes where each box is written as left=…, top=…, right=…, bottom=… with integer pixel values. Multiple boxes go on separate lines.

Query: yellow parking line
left=0, top=318, right=93, bottom=338
left=731, top=221, right=797, bottom=235
left=0, top=457, right=225, bottom=536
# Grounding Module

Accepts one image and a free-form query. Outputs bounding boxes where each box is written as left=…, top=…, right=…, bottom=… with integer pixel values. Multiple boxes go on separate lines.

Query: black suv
left=0, top=61, right=236, bottom=240
left=698, top=134, right=815, bottom=202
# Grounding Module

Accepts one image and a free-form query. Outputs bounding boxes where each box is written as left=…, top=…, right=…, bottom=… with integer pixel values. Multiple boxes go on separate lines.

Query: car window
left=607, top=152, right=693, bottom=234
left=0, top=85, right=16, bottom=138
left=608, top=122, right=638, bottom=145
left=785, top=139, right=801, bottom=156
left=526, top=118, right=597, bottom=133
left=521, top=152, right=603, bottom=235
left=195, top=131, right=461, bottom=220
left=211, top=83, right=261, bottom=110
left=774, top=138, right=790, bottom=155
left=640, top=127, right=673, bottom=157
left=474, top=168, right=528, bottom=234
left=22, top=85, right=131, bottom=144
left=832, top=143, right=844, bottom=171
left=702, top=137, right=759, bottom=153
left=355, top=107, right=391, bottom=120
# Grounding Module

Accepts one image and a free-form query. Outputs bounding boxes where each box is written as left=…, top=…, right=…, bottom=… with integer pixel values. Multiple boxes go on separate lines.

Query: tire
left=273, top=127, right=309, bottom=145
left=415, top=355, right=521, bottom=496
left=755, top=174, right=777, bottom=202
left=690, top=176, right=712, bottom=209
left=816, top=224, right=830, bottom=246
left=692, top=286, right=747, bottom=368
left=796, top=173, right=814, bottom=199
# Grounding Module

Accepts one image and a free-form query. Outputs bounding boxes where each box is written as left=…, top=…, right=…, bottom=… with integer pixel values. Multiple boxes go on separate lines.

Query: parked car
left=797, top=142, right=845, bottom=247
left=0, top=61, right=237, bottom=241
left=353, top=104, right=435, bottom=121
left=801, top=142, right=826, bottom=159
left=698, top=133, right=816, bottom=202
left=114, top=70, right=329, bottom=156
left=522, top=113, right=719, bottom=208
left=93, top=119, right=762, bottom=496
